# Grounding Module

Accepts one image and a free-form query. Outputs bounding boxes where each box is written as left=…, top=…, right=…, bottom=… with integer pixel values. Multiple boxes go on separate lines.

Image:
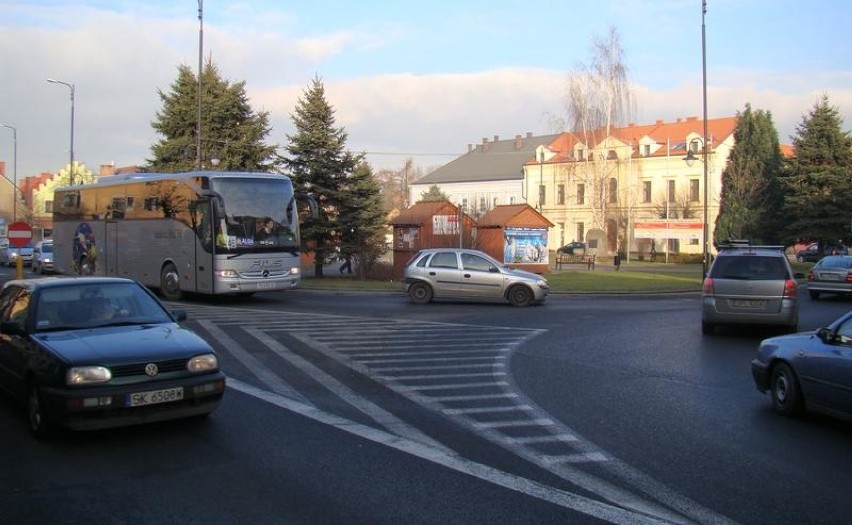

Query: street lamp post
left=0, top=124, right=16, bottom=221
left=701, top=0, right=709, bottom=279
left=197, top=0, right=204, bottom=171
left=538, top=150, right=544, bottom=212
left=47, top=78, right=75, bottom=185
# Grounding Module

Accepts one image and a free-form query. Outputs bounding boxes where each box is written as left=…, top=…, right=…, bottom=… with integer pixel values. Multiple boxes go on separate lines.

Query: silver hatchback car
left=403, top=248, right=549, bottom=306
left=702, top=242, right=801, bottom=334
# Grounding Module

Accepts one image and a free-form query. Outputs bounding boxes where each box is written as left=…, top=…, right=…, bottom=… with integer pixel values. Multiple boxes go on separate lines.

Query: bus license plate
left=127, top=387, right=184, bottom=407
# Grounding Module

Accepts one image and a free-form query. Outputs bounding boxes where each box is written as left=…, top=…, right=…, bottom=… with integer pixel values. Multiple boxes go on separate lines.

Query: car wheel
left=160, top=263, right=184, bottom=301
left=408, top=282, right=433, bottom=305
left=770, top=362, right=804, bottom=417
left=701, top=320, right=715, bottom=335
left=27, top=384, right=55, bottom=440
left=809, top=290, right=820, bottom=300
left=507, top=285, right=533, bottom=307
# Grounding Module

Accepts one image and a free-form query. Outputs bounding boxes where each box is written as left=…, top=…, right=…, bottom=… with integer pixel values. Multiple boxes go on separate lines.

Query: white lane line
left=443, top=405, right=534, bottom=416
left=371, top=363, right=502, bottom=372
left=245, top=327, right=453, bottom=454
left=404, top=381, right=510, bottom=391
left=347, top=348, right=511, bottom=358
left=510, top=434, right=579, bottom=444
left=541, top=453, right=611, bottom=465
left=362, top=355, right=507, bottom=365
left=377, top=371, right=507, bottom=381
left=198, top=320, right=311, bottom=405
left=225, top=377, right=672, bottom=525
left=432, top=393, right=519, bottom=402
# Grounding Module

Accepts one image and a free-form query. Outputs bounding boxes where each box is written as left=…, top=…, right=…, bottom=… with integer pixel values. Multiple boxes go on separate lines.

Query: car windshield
left=709, top=255, right=788, bottom=280
left=35, top=282, right=173, bottom=331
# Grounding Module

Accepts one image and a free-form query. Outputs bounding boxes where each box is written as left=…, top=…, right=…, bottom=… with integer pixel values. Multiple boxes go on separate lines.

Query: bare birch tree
left=562, top=26, right=634, bottom=239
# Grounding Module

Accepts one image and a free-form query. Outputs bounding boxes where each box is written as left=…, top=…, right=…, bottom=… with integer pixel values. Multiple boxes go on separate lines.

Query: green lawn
left=300, top=259, right=811, bottom=294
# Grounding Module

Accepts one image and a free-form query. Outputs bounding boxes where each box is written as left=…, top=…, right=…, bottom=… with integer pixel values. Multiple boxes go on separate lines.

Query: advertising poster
left=503, top=228, right=548, bottom=264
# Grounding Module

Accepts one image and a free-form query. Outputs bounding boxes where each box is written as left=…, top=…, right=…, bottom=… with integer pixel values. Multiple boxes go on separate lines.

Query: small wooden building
left=388, top=200, right=475, bottom=280
left=476, top=204, right=554, bottom=274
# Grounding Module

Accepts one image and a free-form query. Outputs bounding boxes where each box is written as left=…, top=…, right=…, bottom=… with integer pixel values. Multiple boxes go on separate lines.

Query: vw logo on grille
left=145, top=363, right=159, bottom=377
left=262, top=269, right=269, bottom=278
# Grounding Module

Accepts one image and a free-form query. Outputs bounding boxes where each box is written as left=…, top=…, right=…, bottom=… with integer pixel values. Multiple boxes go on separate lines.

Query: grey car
left=403, top=248, right=549, bottom=306
left=0, top=243, right=35, bottom=267
left=752, top=309, right=852, bottom=417
left=806, top=255, right=852, bottom=300
left=702, top=242, right=801, bottom=334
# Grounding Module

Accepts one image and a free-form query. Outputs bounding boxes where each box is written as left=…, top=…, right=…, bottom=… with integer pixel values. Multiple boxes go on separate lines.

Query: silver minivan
left=403, top=248, right=549, bottom=306
left=701, top=243, right=801, bottom=334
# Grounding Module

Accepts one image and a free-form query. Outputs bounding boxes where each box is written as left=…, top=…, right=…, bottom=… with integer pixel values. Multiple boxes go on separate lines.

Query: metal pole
left=196, top=0, right=204, bottom=171
left=702, top=0, right=709, bottom=279
left=47, top=78, right=75, bottom=185
left=538, top=150, right=544, bottom=212
left=1, top=124, right=15, bottom=220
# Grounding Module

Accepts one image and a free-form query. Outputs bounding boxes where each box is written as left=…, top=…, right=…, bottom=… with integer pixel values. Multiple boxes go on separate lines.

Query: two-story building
left=410, top=116, right=737, bottom=259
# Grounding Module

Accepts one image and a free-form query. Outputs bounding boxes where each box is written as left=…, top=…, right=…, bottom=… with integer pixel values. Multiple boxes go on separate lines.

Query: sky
left=1, top=0, right=851, bottom=184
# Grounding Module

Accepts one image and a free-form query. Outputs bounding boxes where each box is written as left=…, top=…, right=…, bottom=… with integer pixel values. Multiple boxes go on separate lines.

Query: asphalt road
left=2, top=266, right=852, bottom=524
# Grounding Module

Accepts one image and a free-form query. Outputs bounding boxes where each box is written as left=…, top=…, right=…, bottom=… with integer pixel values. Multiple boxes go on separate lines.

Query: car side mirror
left=816, top=327, right=835, bottom=343
left=0, top=321, right=27, bottom=336
left=489, top=266, right=500, bottom=273
left=171, top=309, right=188, bottom=322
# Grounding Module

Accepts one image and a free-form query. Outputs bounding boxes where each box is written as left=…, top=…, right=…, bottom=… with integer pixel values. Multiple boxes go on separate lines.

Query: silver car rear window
left=710, top=255, right=788, bottom=280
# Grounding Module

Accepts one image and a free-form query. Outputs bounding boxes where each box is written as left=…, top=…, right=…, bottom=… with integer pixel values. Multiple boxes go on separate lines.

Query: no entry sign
left=7, top=222, right=32, bottom=248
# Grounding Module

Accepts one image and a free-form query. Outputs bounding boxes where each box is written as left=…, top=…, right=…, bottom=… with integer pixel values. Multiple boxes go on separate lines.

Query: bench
left=555, top=253, right=596, bottom=270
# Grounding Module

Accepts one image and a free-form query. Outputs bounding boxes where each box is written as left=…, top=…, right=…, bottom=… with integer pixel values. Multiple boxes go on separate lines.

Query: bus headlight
left=290, top=267, right=300, bottom=275
left=215, top=270, right=239, bottom=278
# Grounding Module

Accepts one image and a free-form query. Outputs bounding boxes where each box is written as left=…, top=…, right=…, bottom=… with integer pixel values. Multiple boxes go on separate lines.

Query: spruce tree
left=282, top=76, right=362, bottom=277
left=714, top=104, right=783, bottom=244
left=781, top=95, right=852, bottom=247
left=336, top=162, right=388, bottom=278
left=149, top=60, right=275, bottom=172
left=420, top=184, right=449, bottom=202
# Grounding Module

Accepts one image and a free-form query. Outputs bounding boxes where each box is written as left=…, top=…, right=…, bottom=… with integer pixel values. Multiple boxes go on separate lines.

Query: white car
left=32, top=240, right=55, bottom=274
left=403, top=248, right=549, bottom=306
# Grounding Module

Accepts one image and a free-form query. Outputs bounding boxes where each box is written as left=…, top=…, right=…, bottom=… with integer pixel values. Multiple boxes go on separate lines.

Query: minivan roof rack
left=717, top=239, right=785, bottom=251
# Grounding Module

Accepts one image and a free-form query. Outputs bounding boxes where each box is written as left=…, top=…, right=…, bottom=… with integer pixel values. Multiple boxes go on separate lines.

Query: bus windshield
left=211, top=177, right=298, bottom=253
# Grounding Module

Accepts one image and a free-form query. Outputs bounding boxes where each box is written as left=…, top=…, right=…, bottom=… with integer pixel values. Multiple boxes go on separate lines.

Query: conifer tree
left=714, top=104, right=783, bottom=244
left=282, top=76, right=362, bottom=277
left=149, top=60, right=275, bottom=172
left=336, top=162, right=388, bottom=278
left=781, top=95, right=852, bottom=246
left=420, top=184, right=449, bottom=201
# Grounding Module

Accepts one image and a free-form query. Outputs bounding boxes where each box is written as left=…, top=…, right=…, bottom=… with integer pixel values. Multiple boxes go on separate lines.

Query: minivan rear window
left=710, top=255, right=788, bottom=280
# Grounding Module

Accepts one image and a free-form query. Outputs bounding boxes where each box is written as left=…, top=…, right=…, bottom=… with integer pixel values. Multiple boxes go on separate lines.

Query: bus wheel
left=160, top=263, right=183, bottom=301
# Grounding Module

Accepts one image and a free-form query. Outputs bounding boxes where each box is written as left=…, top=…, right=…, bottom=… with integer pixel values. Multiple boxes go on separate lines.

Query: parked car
left=806, top=255, right=852, bottom=300
left=702, top=241, right=802, bottom=335
left=556, top=241, right=587, bottom=255
left=403, top=248, right=549, bottom=306
left=752, top=309, right=852, bottom=418
left=0, top=276, right=226, bottom=439
left=796, top=242, right=848, bottom=263
left=0, top=243, right=35, bottom=266
left=31, top=240, right=54, bottom=274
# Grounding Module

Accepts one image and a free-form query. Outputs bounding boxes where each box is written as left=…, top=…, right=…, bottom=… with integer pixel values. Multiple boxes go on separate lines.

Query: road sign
left=7, top=221, right=32, bottom=248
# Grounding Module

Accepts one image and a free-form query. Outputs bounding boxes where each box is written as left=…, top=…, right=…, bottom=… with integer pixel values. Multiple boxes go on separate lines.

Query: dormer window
left=642, top=144, right=651, bottom=157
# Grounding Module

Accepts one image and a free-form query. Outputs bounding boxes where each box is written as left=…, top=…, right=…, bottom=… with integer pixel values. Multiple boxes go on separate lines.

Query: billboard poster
left=503, top=227, right=548, bottom=264
left=432, top=215, right=459, bottom=235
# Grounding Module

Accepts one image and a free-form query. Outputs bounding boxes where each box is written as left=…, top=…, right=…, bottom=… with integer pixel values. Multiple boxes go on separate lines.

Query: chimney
left=482, top=137, right=489, bottom=153
left=514, top=134, right=523, bottom=149
left=493, top=135, right=499, bottom=142
left=686, top=116, right=698, bottom=122
left=656, top=119, right=663, bottom=125
left=468, top=144, right=474, bottom=153
left=676, top=118, right=682, bottom=123
left=526, top=132, right=533, bottom=138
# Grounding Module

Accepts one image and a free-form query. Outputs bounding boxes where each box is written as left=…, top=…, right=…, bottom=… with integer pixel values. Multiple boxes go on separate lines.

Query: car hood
left=34, top=323, right=212, bottom=364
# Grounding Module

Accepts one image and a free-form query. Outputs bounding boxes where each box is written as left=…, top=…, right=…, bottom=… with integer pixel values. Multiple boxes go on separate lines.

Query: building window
left=577, top=149, right=585, bottom=161
left=667, top=180, right=676, bottom=202
left=643, top=181, right=652, bottom=203
left=576, top=222, right=584, bottom=242
left=509, top=196, right=516, bottom=204
left=461, top=198, right=468, bottom=212
left=643, top=144, right=651, bottom=157
left=608, top=178, right=618, bottom=203
left=493, top=197, right=498, bottom=208
left=607, top=149, right=618, bottom=160
left=479, top=197, right=486, bottom=211
left=538, top=185, right=546, bottom=208
left=557, top=184, right=565, bottom=205
left=690, top=179, right=699, bottom=202
left=576, top=183, right=585, bottom=205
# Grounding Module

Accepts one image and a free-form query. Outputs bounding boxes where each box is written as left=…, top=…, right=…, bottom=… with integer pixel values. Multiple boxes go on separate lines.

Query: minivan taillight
left=702, top=278, right=714, bottom=295
left=783, top=279, right=797, bottom=298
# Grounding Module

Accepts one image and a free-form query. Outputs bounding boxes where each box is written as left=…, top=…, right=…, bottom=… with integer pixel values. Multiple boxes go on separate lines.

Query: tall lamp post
left=538, top=150, right=544, bottom=212
left=700, top=0, right=709, bottom=279
left=1, top=124, right=16, bottom=221
left=47, top=78, right=76, bottom=185
left=196, top=0, right=204, bottom=171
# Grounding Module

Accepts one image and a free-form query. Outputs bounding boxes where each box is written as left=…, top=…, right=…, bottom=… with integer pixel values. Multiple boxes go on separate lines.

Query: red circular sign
left=7, top=221, right=33, bottom=248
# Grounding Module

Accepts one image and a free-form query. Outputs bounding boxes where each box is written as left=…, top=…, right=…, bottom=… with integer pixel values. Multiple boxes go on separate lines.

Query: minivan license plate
left=731, top=299, right=766, bottom=309
left=127, top=387, right=184, bottom=407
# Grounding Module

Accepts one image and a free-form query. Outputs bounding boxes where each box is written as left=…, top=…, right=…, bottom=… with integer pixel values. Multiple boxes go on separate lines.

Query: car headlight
left=187, top=353, right=218, bottom=372
left=67, top=366, right=112, bottom=385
